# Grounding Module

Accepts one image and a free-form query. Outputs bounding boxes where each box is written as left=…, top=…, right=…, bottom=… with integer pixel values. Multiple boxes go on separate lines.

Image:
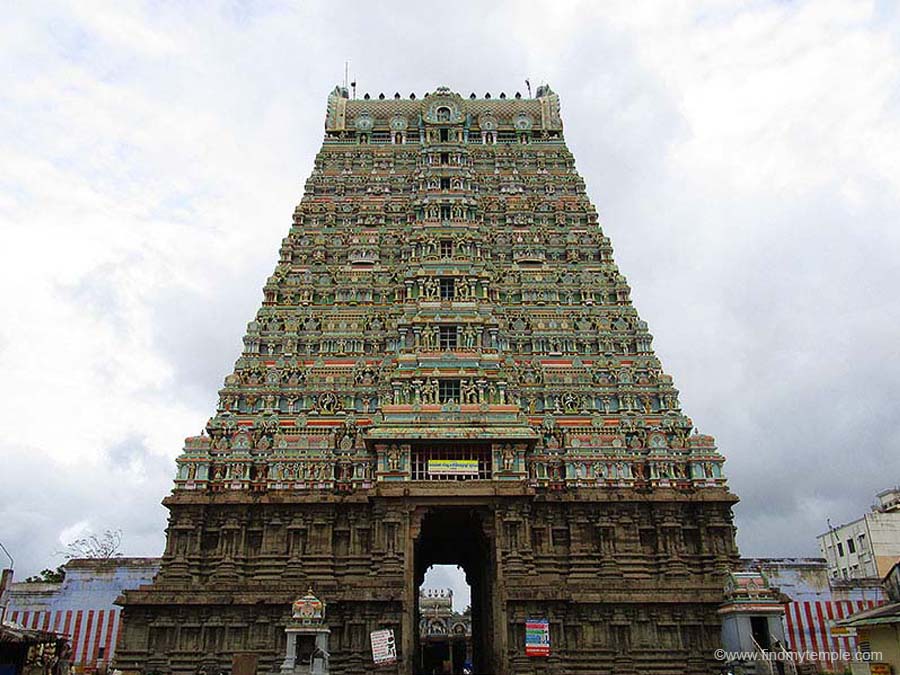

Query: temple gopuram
left=418, top=589, right=471, bottom=674
left=116, top=85, right=740, bottom=675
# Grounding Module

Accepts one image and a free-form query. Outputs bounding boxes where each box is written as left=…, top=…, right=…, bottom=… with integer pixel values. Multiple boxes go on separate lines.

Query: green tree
left=24, top=565, right=66, bottom=583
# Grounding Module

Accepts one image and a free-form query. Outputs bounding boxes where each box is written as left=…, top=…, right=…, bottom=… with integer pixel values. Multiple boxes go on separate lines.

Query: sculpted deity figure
left=386, top=445, right=401, bottom=472
left=561, top=392, right=580, bottom=413
left=421, top=379, right=438, bottom=404
left=501, top=445, right=516, bottom=472
left=461, top=379, right=478, bottom=404
left=633, top=461, right=645, bottom=481
left=421, top=327, right=435, bottom=349
left=462, top=325, right=475, bottom=348
left=318, top=392, right=339, bottom=413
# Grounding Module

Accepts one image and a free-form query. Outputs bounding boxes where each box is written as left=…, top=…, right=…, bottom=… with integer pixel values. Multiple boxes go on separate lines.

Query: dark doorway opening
left=415, top=508, right=493, bottom=675
left=750, top=616, right=772, bottom=650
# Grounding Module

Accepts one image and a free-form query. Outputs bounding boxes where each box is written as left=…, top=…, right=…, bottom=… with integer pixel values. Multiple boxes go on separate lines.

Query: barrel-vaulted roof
left=325, top=84, right=562, bottom=134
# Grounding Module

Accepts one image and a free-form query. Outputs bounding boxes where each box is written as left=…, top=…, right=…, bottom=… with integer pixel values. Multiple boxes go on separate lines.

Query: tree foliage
left=24, top=566, right=66, bottom=583
left=63, top=529, right=123, bottom=560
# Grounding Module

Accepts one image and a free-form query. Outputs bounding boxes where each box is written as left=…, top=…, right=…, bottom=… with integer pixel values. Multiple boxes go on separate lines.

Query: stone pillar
left=280, top=632, right=297, bottom=673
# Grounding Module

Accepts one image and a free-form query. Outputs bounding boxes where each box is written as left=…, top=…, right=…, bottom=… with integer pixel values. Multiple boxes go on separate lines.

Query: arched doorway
left=414, top=508, right=494, bottom=674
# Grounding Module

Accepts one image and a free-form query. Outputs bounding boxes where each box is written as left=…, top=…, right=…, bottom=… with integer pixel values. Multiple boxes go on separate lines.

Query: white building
left=818, top=488, right=900, bottom=580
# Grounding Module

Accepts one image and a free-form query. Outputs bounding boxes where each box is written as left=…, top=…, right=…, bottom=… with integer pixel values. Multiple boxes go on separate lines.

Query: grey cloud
left=106, top=433, right=153, bottom=469
left=55, top=261, right=133, bottom=333
left=0, top=442, right=172, bottom=575
left=147, top=262, right=273, bottom=411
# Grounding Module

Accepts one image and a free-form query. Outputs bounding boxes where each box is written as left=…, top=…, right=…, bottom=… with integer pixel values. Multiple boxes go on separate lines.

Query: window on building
left=847, top=538, right=856, bottom=554
left=837, top=542, right=844, bottom=557
left=437, top=107, right=451, bottom=122
left=440, top=177, right=451, bottom=189
left=439, top=325, right=458, bottom=350
left=411, top=442, right=492, bottom=480
left=438, top=379, right=460, bottom=403
left=440, top=239, right=453, bottom=258
left=439, top=278, right=455, bottom=300
left=440, top=128, right=450, bottom=142
left=440, top=204, right=451, bottom=220
left=440, top=152, right=449, bottom=165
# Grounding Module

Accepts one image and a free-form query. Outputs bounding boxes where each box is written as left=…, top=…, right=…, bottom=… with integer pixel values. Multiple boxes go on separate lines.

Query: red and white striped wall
left=783, top=599, right=881, bottom=671
left=7, top=607, right=122, bottom=672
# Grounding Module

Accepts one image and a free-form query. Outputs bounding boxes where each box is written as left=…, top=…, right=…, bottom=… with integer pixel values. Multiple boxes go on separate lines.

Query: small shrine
left=279, top=589, right=329, bottom=675
left=718, top=572, right=788, bottom=673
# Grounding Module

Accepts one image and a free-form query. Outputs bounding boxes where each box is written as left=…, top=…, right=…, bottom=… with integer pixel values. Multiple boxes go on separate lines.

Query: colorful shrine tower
left=117, top=85, right=739, bottom=675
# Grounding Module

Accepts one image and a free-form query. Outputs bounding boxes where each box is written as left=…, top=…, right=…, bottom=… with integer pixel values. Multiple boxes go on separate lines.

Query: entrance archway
left=414, top=508, right=494, bottom=675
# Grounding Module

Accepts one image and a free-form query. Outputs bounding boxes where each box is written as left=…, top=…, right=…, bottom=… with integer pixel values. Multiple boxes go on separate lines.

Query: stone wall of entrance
left=117, top=490, right=736, bottom=675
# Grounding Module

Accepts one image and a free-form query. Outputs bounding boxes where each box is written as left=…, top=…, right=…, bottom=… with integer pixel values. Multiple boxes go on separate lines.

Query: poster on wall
left=525, top=618, right=550, bottom=657
left=370, top=628, right=397, bottom=665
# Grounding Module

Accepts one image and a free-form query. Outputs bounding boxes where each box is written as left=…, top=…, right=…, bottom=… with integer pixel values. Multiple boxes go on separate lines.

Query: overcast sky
left=2, top=1, right=899, bottom=605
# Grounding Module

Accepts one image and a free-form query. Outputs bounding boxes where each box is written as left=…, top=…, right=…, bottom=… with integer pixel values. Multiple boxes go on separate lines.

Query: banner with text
left=427, top=459, right=479, bottom=476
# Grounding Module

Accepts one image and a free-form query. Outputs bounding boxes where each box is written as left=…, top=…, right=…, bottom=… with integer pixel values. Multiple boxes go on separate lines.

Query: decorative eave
left=364, top=424, right=538, bottom=442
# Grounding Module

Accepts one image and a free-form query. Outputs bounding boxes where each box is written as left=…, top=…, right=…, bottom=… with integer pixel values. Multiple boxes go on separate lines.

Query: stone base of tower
left=116, top=486, right=738, bottom=675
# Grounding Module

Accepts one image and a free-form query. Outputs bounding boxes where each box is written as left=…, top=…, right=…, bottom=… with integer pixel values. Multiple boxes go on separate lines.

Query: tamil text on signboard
left=427, top=458, right=479, bottom=476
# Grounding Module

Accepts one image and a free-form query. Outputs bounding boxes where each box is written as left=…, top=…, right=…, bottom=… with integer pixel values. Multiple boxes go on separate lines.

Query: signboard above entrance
left=428, top=459, right=479, bottom=476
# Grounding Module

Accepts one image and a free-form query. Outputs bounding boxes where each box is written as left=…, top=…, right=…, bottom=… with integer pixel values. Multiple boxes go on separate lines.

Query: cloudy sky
left=2, top=0, right=899, bottom=605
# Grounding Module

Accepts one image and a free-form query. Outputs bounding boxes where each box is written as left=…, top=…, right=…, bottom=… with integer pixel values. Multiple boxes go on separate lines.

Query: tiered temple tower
left=117, top=85, right=739, bottom=675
